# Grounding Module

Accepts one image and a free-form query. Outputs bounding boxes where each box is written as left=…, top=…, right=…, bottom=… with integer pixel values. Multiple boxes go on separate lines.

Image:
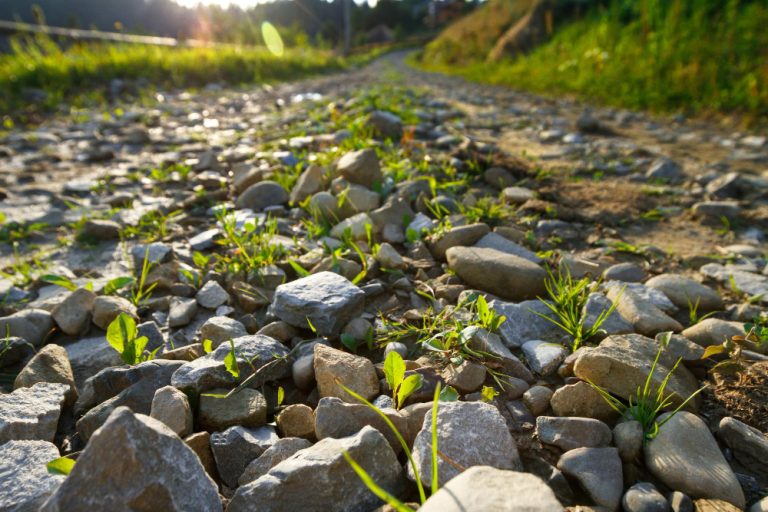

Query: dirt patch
left=703, top=362, right=768, bottom=434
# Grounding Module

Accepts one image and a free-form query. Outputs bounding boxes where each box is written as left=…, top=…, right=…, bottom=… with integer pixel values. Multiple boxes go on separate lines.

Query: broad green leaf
left=340, top=333, right=359, bottom=353
left=439, top=385, right=459, bottom=402
left=84, top=281, right=94, bottom=292
left=193, top=251, right=210, bottom=268
left=224, top=339, right=239, bottom=379
left=134, top=336, right=149, bottom=358
left=47, top=457, right=75, bottom=475
left=106, top=313, right=137, bottom=358
left=41, top=274, right=77, bottom=291
left=481, top=385, right=499, bottom=403
left=396, top=373, right=422, bottom=408
left=383, top=351, right=405, bottom=392
left=701, top=344, right=727, bottom=359
left=277, top=386, right=285, bottom=407
left=202, top=339, right=213, bottom=353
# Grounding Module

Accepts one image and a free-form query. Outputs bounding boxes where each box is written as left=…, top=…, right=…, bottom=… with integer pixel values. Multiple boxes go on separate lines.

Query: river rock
left=41, top=407, right=221, bottom=512
left=622, top=482, right=670, bottom=512
left=646, top=274, right=723, bottom=312
left=52, top=288, right=96, bottom=336
left=236, top=180, right=288, bottom=210
left=681, top=319, right=744, bottom=347
left=0, top=309, right=54, bottom=347
left=523, top=339, right=568, bottom=376
left=92, top=296, right=137, bottom=330
left=491, top=299, right=567, bottom=348
left=336, top=148, right=382, bottom=188
left=645, top=411, right=744, bottom=508
left=196, top=280, right=230, bottom=309
left=606, top=287, right=682, bottom=336
left=427, top=223, right=490, bottom=260
left=536, top=416, right=612, bottom=451
left=717, top=416, right=768, bottom=481
left=558, top=446, right=623, bottom=510
left=313, top=344, right=379, bottom=402
left=550, top=380, right=619, bottom=423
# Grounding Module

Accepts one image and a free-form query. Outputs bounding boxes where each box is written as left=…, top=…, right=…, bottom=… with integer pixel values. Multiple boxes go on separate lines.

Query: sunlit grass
left=416, top=0, right=768, bottom=123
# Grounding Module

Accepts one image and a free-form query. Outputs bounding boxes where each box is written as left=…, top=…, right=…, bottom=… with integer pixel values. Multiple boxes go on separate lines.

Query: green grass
left=0, top=35, right=364, bottom=121
left=417, top=0, right=768, bottom=124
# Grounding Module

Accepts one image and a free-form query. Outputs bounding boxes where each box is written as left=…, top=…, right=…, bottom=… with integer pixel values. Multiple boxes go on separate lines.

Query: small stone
left=199, top=387, right=268, bottom=431
left=238, top=437, right=313, bottom=486
left=196, top=280, right=230, bottom=309
left=646, top=274, right=723, bottom=312
left=670, top=491, right=694, bottom=512
left=80, top=219, right=121, bottom=240
left=131, top=242, right=173, bottom=268
left=0, top=440, right=65, bottom=511
left=0, top=382, right=68, bottom=444
left=290, top=164, right=325, bottom=204
left=314, top=396, right=407, bottom=452
left=0, top=309, right=54, bottom=347
left=375, top=242, right=405, bottom=269
left=313, top=344, right=379, bottom=403
left=52, top=288, right=96, bottom=336
left=692, top=201, right=740, bottom=220
left=441, top=360, right=487, bottom=393
left=92, top=296, right=137, bottom=330
left=536, top=416, right=612, bottom=451
left=336, top=148, right=382, bottom=188
left=367, top=110, right=403, bottom=140
left=474, top=232, right=541, bottom=263
left=427, top=223, right=490, bottom=260
left=681, top=319, right=744, bottom=347
left=236, top=180, right=289, bottom=210
left=623, top=482, right=670, bottom=512
left=462, top=326, right=534, bottom=382
left=523, top=385, right=553, bottom=416
left=14, top=344, right=77, bottom=405
left=550, top=381, right=619, bottom=423
left=419, top=466, right=564, bottom=512
left=604, top=262, right=647, bottom=282
left=150, top=385, right=193, bottom=437
left=491, top=299, right=567, bottom=348
left=210, top=425, right=279, bottom=489
left=522, top=340, right=568, bottom=376
left=276, top=404, right=315, bottom=440
left=717, top=416, right=768, bottom=481
left=557, top=447, right=623, bottom=510
left=502, top=186, right=535, bottom=204
left=647, top=158, right=683, bottom=182
left=199, top=316, right=248, bottom=348
left=168, top=297, right=197, bottom=327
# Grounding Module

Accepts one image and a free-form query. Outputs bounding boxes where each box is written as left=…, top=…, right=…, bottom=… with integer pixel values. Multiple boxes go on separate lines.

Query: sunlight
left=174, top=0, right=264, bottom=8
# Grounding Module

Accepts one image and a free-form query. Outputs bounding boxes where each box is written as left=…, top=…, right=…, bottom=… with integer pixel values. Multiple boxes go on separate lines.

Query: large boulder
left=228, top=426, right=403, bottom=512
left=271, top=272, right=365, bottom=337
left=645, top=412, right=745, bottom=508
left=41, top=407, right=222, bottom=512
left=419, top=466, right=564, bottom=512
left=573, top=334, right=701, bottom=410
left=0, top=440, right=65, bottom=511
left=446, top=246, right=546, bottom=301
left=409, top=401, right=521, bottom=487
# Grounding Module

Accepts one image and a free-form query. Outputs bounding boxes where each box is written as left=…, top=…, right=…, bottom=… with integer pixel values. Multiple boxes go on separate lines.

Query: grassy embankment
left=0, top=35, right=380, bottom=122
left=417, top=0, right=768, bottom=124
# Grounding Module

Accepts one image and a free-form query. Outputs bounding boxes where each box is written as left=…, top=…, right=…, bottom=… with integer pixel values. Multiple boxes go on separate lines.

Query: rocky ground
left=1, top=52, right=768, bottom=511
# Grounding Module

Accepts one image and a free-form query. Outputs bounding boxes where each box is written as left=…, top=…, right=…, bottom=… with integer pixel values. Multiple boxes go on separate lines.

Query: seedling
left=687, top=296, right=717, bottom=326
left=46, top=457, right=75, bottom=476
left=383, top=351, right=423, bottom=409
left=106, top=313, right=157, bottom=365
left=129, top=247, right=157, bottom=306
left=589, top=343, right=705, bottom=439
left=701, top=321, right=768, bottom=381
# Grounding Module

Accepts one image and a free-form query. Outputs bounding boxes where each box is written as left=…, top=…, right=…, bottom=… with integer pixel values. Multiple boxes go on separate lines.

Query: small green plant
left=223, top=339, right=240, bottom=379
left=687, top=296, right=718, bottom=326
left=121, top=210, right=181, bottom=242
left=215, top=209, right=286, bottom=275
left=46, top=456, right=75, bottom=476
left=342, top=382, right=442, bottom=511
left=533, top=268, right=622, bottom=352
left=481, top=385, right=499, bottom=402
left=129, top=247, right=157, bottom=307
left=383, top=351, right=423, bottom=409
left=0, top=218, right=48, bottom=243
left=701, top=321, right=768, bottom=381
left=0, top=244, right=48, bottom=288
left=340, top=328, right=374, bottom=354
left=589, top=343, right=706, bottom=440
left=106, top=313, right=157, bottom=365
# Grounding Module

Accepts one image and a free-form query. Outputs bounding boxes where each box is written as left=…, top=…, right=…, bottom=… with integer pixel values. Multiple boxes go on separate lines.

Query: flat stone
left=41, top=407, right=221, bottom=512
left=491, top=299, right=567, bottom=348
left=550, top=381, right=619, bottom=423
left=199, top=316, right=248, bottom=348
left=236, top=180, right=289, bottom=210
left=558, top=447, right=623, bottom=510
left=682, top=319, right=744, bottom=347
left=440, top=360, right=487, bottom=393
left=446, top=246, right=546, bottom=301
left=210, top=425, right=279, bottom=488
left=409, top=401, right=521, bottom=487
left=427, top=223, right=490, bottom=260
left=474, top=232, right=541, bottom=263
left=314, top=396, right=407, bottom=452
left=536, top=416, right=613, bottom=451
left=645, top=412, right=744, bottom=508
left=522, top=339, right=568, bottom=376
left=271, top=271, right=365, bottom=337
left=582, top=292, right=635, bottom=335
left=646, top=274, right=723, bottom=312
left=228, top=426, right=403, bottom=512
left=462, top=326, right=534, bottom=382
left=0, top=309, right=54, bottom=346
left=0, top=440, right=65, bottom=512
left=717, top=416, right=768, bottom=481
left=237, top=437, right=313, bottom=486
left=0, top=382, right=68, bottom=444
left=52, top=288, right=96, bottom=336
left=419, top=466, right=564, bottom=512
left=196, top=280, right=230, bottom=309
left=313, top=344, right=380, bottom=403
left=199, top=387, right=267, bottom=431
left=574, top=334, right=700, bottom=410
left=606, top=287, right=682, bottom=336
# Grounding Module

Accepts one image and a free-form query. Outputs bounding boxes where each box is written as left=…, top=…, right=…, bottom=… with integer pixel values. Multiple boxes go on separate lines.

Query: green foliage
left=214, top=209, right=286, bottom=275
left=41, top=274, right=78, bottom=291
left=129, top=247, right=157, bottom=307
left=0, top=218, right=48, bottom=243
left=106, top=313, right=156, bottom=365
left=121, top=210, right=181, bottom=242
left=534, top=268, right=622, bottom=352
left=0, top=244, right=48, bottom=288
left=46, top=456, right=75, bottom=476
left=589, top=342, right=706, bottom=439
left=481, top=385, right=499, bottom=402
left=383, top=351, right=423, bottom=409
left=420, top=0, right=768, bottom=123
left=687, top=296, right=717, bottom=326
left=224, top=339, right=240, bottom=379
left=701, top=320, right=768, bottom=377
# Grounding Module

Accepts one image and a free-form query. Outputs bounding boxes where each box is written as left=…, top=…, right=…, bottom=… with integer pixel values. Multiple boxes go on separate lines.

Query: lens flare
left=261, top=22, right=284, bottom=57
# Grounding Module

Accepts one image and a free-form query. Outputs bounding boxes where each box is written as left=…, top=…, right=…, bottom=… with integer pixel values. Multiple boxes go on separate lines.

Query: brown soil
left=703, top=362, right=768, bottom=433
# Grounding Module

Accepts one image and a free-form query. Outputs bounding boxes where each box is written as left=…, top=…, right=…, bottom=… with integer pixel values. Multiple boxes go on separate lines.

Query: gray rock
left=502, top=186, right=535, bottom=204
left=210, top=425, right=279, bottom=488
left=462, top=326, right=534, bottom=382
left=314, top=396, right=407, bottom=452
left=41, top=407, right=221, bottom=512
left=604, top=281, right=677, bottom=312
left=604, top=262, right=647, bottom=282
left=669, top=491, right=694, bottom=512
left=647, top=158, right=682, bottom=182
left=14, top=344, right=77, bottom=405
left=314, top=344, right=380, bottom=403
left=330, top=212, right=375, bottom=240
left=645, top=412, right=744, bottom=508
left=0, top=383, right=68, bottom=444
left=440, top=360, right=486, bottom=393
left=52, top=288, right=96, bottom=336
left=646, top=274, right=723, bottom=312
left=271, top=271, right=365, bottom=336
left=0, top=336, right=35, bottom=369
left=0, top=440, right=65, bottom=512
left=290, top=164, right=325, bottom=204
left=522, top=385, right=554, bottom=416
left=238, top=437, right=313, bottom=486
left=196, top=280, right=230, bottom=309
left=692, top=201, right=740, bottom=220
left=614, top=420, right=644, bottom=462
left=606, top=287, right=682, bottom=336
left=367, top=110, right=403, bottom=140
left=92, top=296, right=136, bottom=330
left=409, top=401, right=521, bottom=487
left=199, top=387, right=267, bottom=431
left=275, top=403, right=315, bottom=440
left=370, top=196, right=414, bottom=230
left=574, top=334, right=700, bottom=410
left=582, top=292, right=635, bottom=335
left=228, top=426, right=403, bottom=512
left=550, top=380, right=619, bottom=423
left=65, top=335, right=123, bottom=388
left=717, top=416, right=768, bottom=481
left=428, top=223, right=490, bottom=260
left=80, top=219, right=121, bottom=240
left=137, top=321, right=165, bottom=351
left=522, top=339, right=568, bottom=376
left=536, top=416, right=612, bottom=451
left=0, top=309, right=54, bottom=346
left=623, top=482, right=670, bottom=512
left=336, top=148, right=382, bottom=188
left=150, top=385, right=193, bottom=437
left=681, top=319, right=744, bottom=347
left=236, top=180, right=289, bottom=210
left=474, top=232, right=542, bottom=263
left=751, top=497, right=768, bottom=512
left=491, top=299, right=567, bottom=348
left=168, top=297, right=197, bottom=328
left=557, top=447, right=623, bottom=510
left=700, top=263, right=768, bottom=303
left=374, top=242, right=404, bottom=269
left=171, top=334, right=290, bottom=393
left=199, top=316, right=248, bottom=348
left=446, top=246, right=546, bottom=301
left=655, top=333, right=705, bottom=361
left=419, top=466, right=564, bottom=512
left=131, top=242, right=172, bottom=268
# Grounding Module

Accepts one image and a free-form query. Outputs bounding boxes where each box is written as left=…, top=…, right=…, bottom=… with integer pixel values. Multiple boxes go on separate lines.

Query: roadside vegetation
left=416, top=0, right=768, bottom=124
